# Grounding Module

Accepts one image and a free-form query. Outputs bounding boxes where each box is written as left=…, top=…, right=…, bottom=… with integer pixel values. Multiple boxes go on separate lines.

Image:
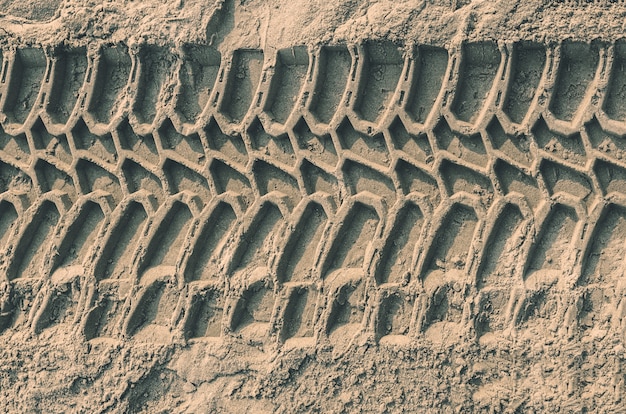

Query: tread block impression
left=208, top=158, right=253, bottom=205
left=0, top=161, right=32, bottom=195
left=406, top=46, right=448, bottom=124
left=376, top=291, right=414, bottom=341
left=140, top=201, right=192, bottom=274
left=2, top=47, right=47, bottom=125
left=524, top=204, right=578, bottom=284
left=158, top=119, right=205, bottom=165
left=309, top=46, right=351, bottom=124
left=503, top=42, right=546, bottom=124
left=265, top=47, right=308, bottom=124
left=84, top=283, right=128, bottom=340
left=326, top=279, right=366, bottom=342
left=342, top=159, right=395, bottom=201
left=0, top=200, right=18, bottom=249
left=388, top=116, right=433, bottom=166
left=355, top=41, right=403, bottom=123
left=47, top=47, right=88, bottom=124
left=281, top=285, right=318, bottom=342
left=71, top=118, right=117, bottom=165
left=451, top=42, right=500, bottom=124
left=549, top=41, right=599, bottom=121
left=8, top=200, right=60, bottom=280
left=532, top=117, right=586, bottom=166
left=247, top=117, right=296, bottom=166
left=95, top=201, right=148, bottom=280
left=486, top=116, right=533, bottom=167
left=585, top=117, right=626, bottom=161
left=336, top=117, right=390, bottom=167
left=175, top=45, right=221, bottom=124
left=323, top=202, right=379, bottom=275
left=33, top=159, right=76, bottom=200
left=0, top=125, right=30, bottom=164
left=439, top=158, right=492, bottom=197
left=163, top=159, right=210, bottom=201
left=375, top=203, right=423, bottom=285
left=603, top=41, right=626, bottom=121
left=121, top=158, right=165, bottom=203
left=594, top=159, right=626, bottom=196
left=75, top=159, right=122, bottom=203
left=116, top=119, right=160, bottom=165
left=422, top=203, right=478, bottom=286
left=30, top=118, right=72, bottom=165
left=204, top=118, right=248, bottom=167
left=87, top=45, right=131, bottom=124
left=477, top=204, right=526, bottom=290
left=433, top=117, right=487, bottom=167
left=277, top=202, right=328, bottom=284
left=133, top=45, right=173, bottom=125
left=293, top=117, right=338, bottom=168
left=229, top=203, right=284, bottom=274
left=231, top=281, right=275, bottom=338
left=185, top=289, right=224, bottom=339
left=126, top=281, right=179, bottom=341
left=185, top=202, right=237, bottom=282
left=580, top=204, right=626, bottom=286
left=221, top=50, right=264, bottom=123
left=53, top=201, right=105, bottom=270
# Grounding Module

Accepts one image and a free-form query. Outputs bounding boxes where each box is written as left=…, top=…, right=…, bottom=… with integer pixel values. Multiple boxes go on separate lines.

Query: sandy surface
left=0, top=0, right=626, bottom=412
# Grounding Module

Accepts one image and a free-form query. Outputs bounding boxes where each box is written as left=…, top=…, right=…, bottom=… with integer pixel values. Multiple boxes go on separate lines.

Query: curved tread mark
left=451, top=42, right=500, bottom=124
left=230, top=203, right=284, bottom=273
left=133, top=45, right=172, bottom=125
left=176, top=45, right=221, bottom=123
left=324, top=202, right=379, bottom=274
left=186, top=202, right=237, bottom=282
left=141, top=201, right=193, bottom=274
left=221, top=50, right=264, bottom=123
left=87, top=45, right=131, bottom=124
left=3, top=47, right=47, bottom=125
left=604, top=41, right=626, bottom=121
left=309, top=46, right=351, bottom=124
left=525, top=204, right=578, bottom=282
left=47, top=47, right=88, bottom=124
left=503, top=42, right=546, bottom=124
left=96, top=202, right=148, bottom=281
left=375, top=203, right=423, bottom=285
left=9, top=201, right=60, bottom=280
left=406, top=46, right=448, bottom=124
left=277, top=202, right=328, bottom=283
left=356, top=41, right=403, bottom=123
left=549, top=41, right=599, bottom=121
left=266, top=47, right=308, bottom=124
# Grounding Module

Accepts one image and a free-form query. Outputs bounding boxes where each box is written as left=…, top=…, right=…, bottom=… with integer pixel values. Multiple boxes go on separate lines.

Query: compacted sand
left=1, top=0, right=626, bottom=412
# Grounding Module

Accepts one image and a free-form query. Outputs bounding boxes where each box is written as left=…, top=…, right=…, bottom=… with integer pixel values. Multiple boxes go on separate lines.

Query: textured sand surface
left=1, top=0, right=626, bottom=412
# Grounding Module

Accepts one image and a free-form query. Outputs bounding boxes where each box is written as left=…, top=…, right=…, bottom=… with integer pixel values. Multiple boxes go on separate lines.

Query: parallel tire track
left=0, top=40, right=625, bottom=350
